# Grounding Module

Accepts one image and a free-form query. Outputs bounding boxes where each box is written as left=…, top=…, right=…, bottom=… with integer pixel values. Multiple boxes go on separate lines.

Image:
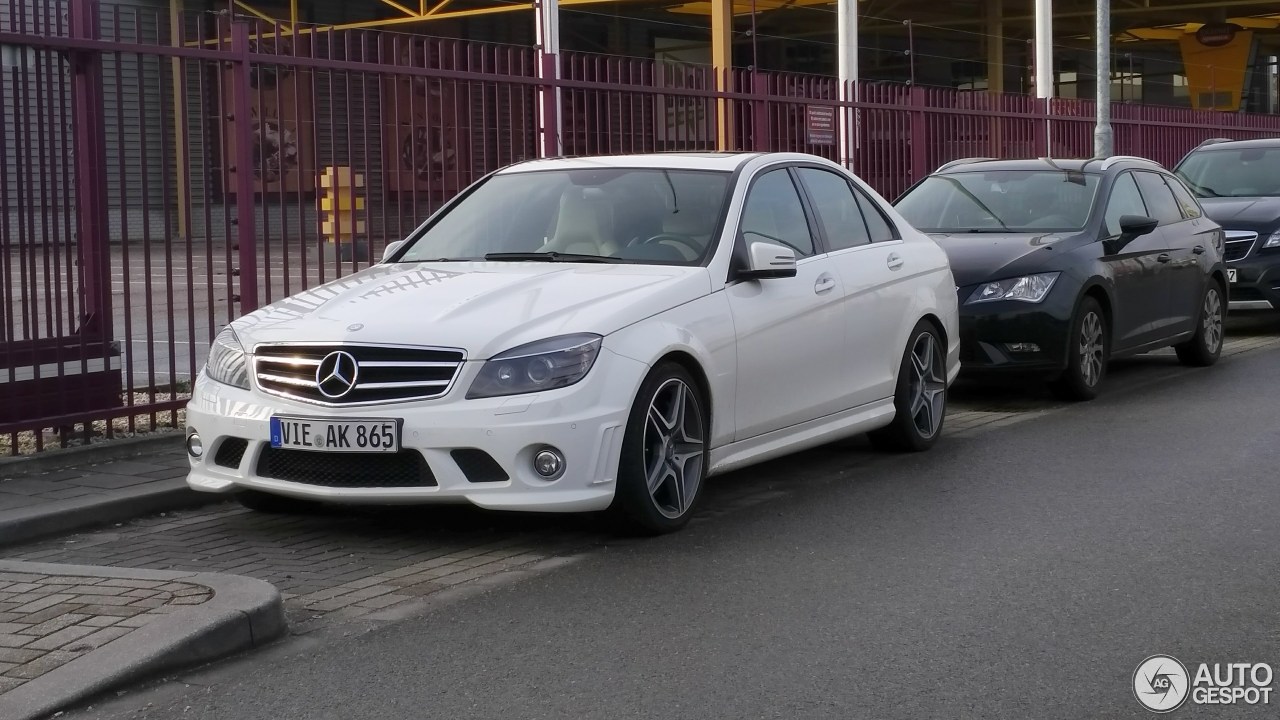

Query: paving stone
left=2, top=583, right=40, bottom=594
left=19, top=613, right=90, bottom=637
left=0, top=647, right=42, bottom=664
left=0, top=623, right=30, bottom=634
left=114, top=615, right=154, bottom=628
left=0, top=676, right=24, bottom=692
left=68, top=594, right=136, bottom=606
left=0, top=573, right=44, bottom=585
left=79, top=615, right=120, bottom=628
left=25, top=624, right=97, bottom=651
left=0, top=634, right=35, bottom=648
left=97, top=578, right=168, bottom=590
left=66, top=625, right=132, bottom=650
left=12, top=594, right=76, bottom=614
left=64, top=585, right=127, bottom=596
left=68, top=473, right=156, bottom=490
left=5, top=649, right=84, bottom=678
left=354, top=594, right=413, bottom=610
left=69, top=604, right=145, bottom=618
left=20, top=603, right=88, bottom=625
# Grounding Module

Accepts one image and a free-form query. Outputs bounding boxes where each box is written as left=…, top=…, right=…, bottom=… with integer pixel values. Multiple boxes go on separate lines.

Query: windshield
left=894, top=170, right=1101, bottom=233
left=395, top=168, right=732, bottom=265
left=1176, top=148, right=1280, bottom=198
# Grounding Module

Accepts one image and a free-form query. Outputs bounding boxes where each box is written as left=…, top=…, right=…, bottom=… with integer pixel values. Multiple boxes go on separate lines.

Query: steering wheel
left=742, top=230, right=807, bottom=257
left=637, top=233, right=703, bottom=257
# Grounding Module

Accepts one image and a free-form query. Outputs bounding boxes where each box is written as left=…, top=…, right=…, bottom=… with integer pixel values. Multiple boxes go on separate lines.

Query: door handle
left=814, top=275, right=837, bottom=294
left=886, top=253, right=904, bottom=271
left=1157, top=253, right=1171, bottom=263
left=1192, top=245, right=1206, bottom=255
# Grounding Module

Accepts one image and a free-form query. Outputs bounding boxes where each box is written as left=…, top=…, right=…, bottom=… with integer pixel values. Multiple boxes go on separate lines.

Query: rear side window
left=1164, top=175, right=1203, bottom=219
left=1133, top=171, right=1183, bottom=226
left=854, top=190, right=899, bottom=242
left=796, top=168, right=872, bottom=251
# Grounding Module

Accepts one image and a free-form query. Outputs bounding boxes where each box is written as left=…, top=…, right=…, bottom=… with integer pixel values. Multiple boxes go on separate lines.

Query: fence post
left=1034, top=97, right=1050, bottom=157
left=752, top=73, right=770, bottom=152
left=908, top=85, right=928, bottom=183
left=230, top=21, right=259, bottom=313
left=68, top=0, right=111, bottom=340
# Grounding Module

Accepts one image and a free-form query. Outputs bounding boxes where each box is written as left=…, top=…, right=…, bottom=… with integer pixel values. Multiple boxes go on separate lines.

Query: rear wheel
left=1049, top=296, right=1108, bottom=401
left=868, top=320, right=947, bottom=453
left=609, top=363, right=709, bottom=535
left=1174, top=281, right=1224, bottom=367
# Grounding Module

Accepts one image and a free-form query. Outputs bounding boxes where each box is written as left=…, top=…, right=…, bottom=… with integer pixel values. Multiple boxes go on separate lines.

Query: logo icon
left=1134, top=655, right=1191, bottom=713
left=315, top=351, right=359, bottom=398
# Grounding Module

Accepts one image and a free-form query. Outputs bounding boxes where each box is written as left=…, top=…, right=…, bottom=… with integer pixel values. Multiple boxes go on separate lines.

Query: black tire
left=1174, top=281, right=1225, bottom=367
left=1049, top=296, right=1108, bottom=401
left=868, top=320, right=948, bottom=453
left=608, top=362, right=709, bottom=535
left=234, top=489, right=316, bottom=514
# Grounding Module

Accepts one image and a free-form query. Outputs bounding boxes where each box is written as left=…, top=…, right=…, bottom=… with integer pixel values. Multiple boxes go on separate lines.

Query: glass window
left=1164, top=175, right=1203, bottom=219
left=396, top=168, right=732, bottom=265
left=1133, top=171, right=1184, bottom=226
left=1175, top=147, right=1280, bottom=198
left=796, top=168, right=871, bottom=251
left=740, top=169, right=816, bottom=257
left=1104, top=173, right=1149, bottom=237
left=894, top=170, right=1101, bottom=233
left=854, top=189, right=899, bottom=242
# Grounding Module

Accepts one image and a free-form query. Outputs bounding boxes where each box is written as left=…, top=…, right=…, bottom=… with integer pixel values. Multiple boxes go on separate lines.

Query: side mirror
left=1104, top=215, right=1158, bottom=255
left=739, top=240, right=798, bottom=280
left=381, top=239, right=406, bottom=262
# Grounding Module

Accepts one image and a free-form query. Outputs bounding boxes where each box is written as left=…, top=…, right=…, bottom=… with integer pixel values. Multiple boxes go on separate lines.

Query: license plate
left=1228, top=268, right=1238, bottom=283
left=269, top=416, right=401, bottom=453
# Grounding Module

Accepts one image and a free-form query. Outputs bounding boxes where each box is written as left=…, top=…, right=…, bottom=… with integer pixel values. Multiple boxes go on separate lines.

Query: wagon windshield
left=1176, top=148, right=1280, bottom=198
left=895, top=170, right=1101, bottom=233
left=395, top=168, right=732, bottom=265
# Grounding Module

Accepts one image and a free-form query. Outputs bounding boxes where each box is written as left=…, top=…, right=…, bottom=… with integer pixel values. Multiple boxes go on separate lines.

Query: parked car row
left=182, top=144, right=1271, bottom=534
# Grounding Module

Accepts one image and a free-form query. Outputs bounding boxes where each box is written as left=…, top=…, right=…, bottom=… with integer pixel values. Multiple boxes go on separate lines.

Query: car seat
left=540, top=188, right=620, bottom=257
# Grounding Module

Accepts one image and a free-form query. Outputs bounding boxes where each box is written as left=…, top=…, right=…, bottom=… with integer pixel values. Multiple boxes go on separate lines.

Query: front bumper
left=956, top=288, right=1074, bottom=378
left=1226, top=251, right=1280, bottom=312
left=184, top=348, right=650, bottom=513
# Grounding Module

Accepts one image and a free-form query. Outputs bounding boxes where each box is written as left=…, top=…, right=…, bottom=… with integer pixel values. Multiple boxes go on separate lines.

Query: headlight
left=204, top=327, right=250, bottom=389
left=966, top=272, right=1060, bottom=305
left=467, top=334, right=602, bottom=399
left=1264, top=230, right=1280, bottom=249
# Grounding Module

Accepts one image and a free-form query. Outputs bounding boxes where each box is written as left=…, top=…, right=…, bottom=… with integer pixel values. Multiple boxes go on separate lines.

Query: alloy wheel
left=908, top=331, right=947, bottom=439
left=1079, top=311, right=1105, bottom=387
left=1203, top=288, right=1223, bottom=354
left=643, top=378, right=705, bottom=519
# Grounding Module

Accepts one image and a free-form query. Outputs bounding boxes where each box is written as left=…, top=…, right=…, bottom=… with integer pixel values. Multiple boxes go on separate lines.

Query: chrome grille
left=1223, top=231, right=1258, bottom=263
left=253, top=344, right=465, bottom=405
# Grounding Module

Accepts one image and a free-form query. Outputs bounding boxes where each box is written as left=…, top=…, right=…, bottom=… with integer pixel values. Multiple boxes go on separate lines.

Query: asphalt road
left=69, top=338, right=1280, bottom=720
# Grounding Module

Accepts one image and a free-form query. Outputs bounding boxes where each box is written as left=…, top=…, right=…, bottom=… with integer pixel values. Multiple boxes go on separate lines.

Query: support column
left=69, top=0, right=111, bottom=338
left=1093, top=0, right=1112, bottom=158
left=986, top=0, right=1004, bottom=94
left=837, top=0, right=858, bottom=168
left=1033, top=0, right=1053, bottom=99
left=230, top=22, right=259, bottom=312
left=169, top=0, right=189, bottom=242
left=711, top=0, right=733, bottom=151
left=534, top=0, right=562, bottom=157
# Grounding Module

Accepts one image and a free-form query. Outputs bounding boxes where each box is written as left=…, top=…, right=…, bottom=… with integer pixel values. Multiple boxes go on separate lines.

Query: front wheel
left=868, top=320, right=948, bottom=453
left=1049, top=296, right=1108, bottom=401
left=609, top=363, right=709, bottom=535
left=1174, top=281, right=1224, bottom=367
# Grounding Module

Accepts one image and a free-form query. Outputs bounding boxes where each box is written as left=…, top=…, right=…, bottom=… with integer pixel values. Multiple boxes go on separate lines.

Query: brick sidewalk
left=0, top=569, right=212, bottom=694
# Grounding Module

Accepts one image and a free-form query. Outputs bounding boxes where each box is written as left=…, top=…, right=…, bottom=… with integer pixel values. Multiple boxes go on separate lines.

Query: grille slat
left=256, top=448, right=438, bottom=488
left=1223, top=231, right=1258, bottom=263
left=253, top=344, right=465, bottom=406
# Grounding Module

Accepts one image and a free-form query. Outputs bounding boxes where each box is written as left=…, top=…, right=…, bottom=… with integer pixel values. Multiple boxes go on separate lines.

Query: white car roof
left=499, top=152, right=837, bottom=175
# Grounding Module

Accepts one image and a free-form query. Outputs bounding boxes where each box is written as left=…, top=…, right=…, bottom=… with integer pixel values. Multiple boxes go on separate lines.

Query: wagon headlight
left=467, top=334, right=602, bottom=399
left=966, top=272, right=1060, bottom=304
left=1264, top=230, right=1280, bottom=249
left=204, top=327, right=250, bottom=389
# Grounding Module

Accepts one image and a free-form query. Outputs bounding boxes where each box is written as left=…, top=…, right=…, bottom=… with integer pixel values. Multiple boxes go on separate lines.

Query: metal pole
left=837, top=0, right=857, bottom=168
left=534, top=0, right=561, bottom=157
left=1093, top=0, right=1112, bottom=157
left=1034, top=0, right=1053, bottom=99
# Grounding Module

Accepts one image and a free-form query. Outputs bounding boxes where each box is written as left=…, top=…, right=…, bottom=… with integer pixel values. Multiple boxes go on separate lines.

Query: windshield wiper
left=1181, top=179, right=1223, bottom=198
left=483, top=251, right=619, bottom=263
left=931, top=228, right=1016, bottom=234
left=937, top=176, right=1014, bottom=232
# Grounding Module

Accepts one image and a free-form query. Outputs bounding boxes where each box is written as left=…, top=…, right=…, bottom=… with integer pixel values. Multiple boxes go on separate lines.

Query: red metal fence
left=3, top=0, right=1280, bottom=454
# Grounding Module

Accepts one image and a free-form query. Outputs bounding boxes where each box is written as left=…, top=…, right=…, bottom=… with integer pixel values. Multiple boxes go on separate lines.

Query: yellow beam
left=425, top=0, right=453, bottom=15
left=290, top=0, right=298, bottom=30
left=374, top=0, right=423, bottom=18
left=711, top=0, right=732, bottom=151
left=233, top=0, right=281, bottom=24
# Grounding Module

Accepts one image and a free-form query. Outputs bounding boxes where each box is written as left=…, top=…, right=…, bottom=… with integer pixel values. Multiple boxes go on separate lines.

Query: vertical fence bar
left=231, top=21, right=259, bottom=313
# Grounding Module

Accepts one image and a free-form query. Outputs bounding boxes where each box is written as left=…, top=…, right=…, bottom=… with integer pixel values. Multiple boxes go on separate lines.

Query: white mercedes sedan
left=185, top=152, right=961, bottom=534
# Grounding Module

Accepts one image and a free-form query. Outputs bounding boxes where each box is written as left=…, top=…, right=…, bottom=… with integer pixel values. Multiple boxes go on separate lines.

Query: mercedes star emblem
left=315, top=350, right=359, bottom=398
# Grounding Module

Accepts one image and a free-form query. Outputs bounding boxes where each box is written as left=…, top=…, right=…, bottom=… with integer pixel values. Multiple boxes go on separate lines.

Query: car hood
left=1199, top=197, right=1280, bottom=227
left=230, top=262, right=711, bottom=358
left=926, top=232, right=1071, bottom=287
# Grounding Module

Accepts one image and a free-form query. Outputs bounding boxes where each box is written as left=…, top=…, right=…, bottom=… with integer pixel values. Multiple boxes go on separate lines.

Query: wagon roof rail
left=1096, top=155, right=1164, bottom=171
left=935, top=157, right=996, bottom=172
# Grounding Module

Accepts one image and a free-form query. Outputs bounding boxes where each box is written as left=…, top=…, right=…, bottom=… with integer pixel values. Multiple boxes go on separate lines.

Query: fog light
left=533, top=448, right=565, bottom=480
left=186, top=432, right=203, bottom=458
left=1006, top=342, right=1041, bottom=353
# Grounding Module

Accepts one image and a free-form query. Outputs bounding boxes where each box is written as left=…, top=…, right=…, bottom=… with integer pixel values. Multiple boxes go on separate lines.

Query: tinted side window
left=1133, top=171, right=1183, bottom=226
left=740, top=169, right=816, bottom=257
left=1164, top=175, right=1203, bottom=219
left=1104, top=173, right=1148, bottom=237
left=796, top=168, right=871, bottom=251
left=853, top=189, right=899, bottom=242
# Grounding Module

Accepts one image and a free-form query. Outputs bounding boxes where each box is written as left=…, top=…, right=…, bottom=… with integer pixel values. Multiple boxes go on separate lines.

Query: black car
left=893, top=156, right=1227, bottom=400
left=1174, top=138, right=1280, bottom=314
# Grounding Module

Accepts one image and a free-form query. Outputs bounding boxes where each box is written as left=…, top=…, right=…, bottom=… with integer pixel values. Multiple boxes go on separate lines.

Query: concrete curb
left=0, top=560, right=287, bottom=720
left=0, top=433, right=184, bottom=479
left=0, top=480, right=223, bottom=548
